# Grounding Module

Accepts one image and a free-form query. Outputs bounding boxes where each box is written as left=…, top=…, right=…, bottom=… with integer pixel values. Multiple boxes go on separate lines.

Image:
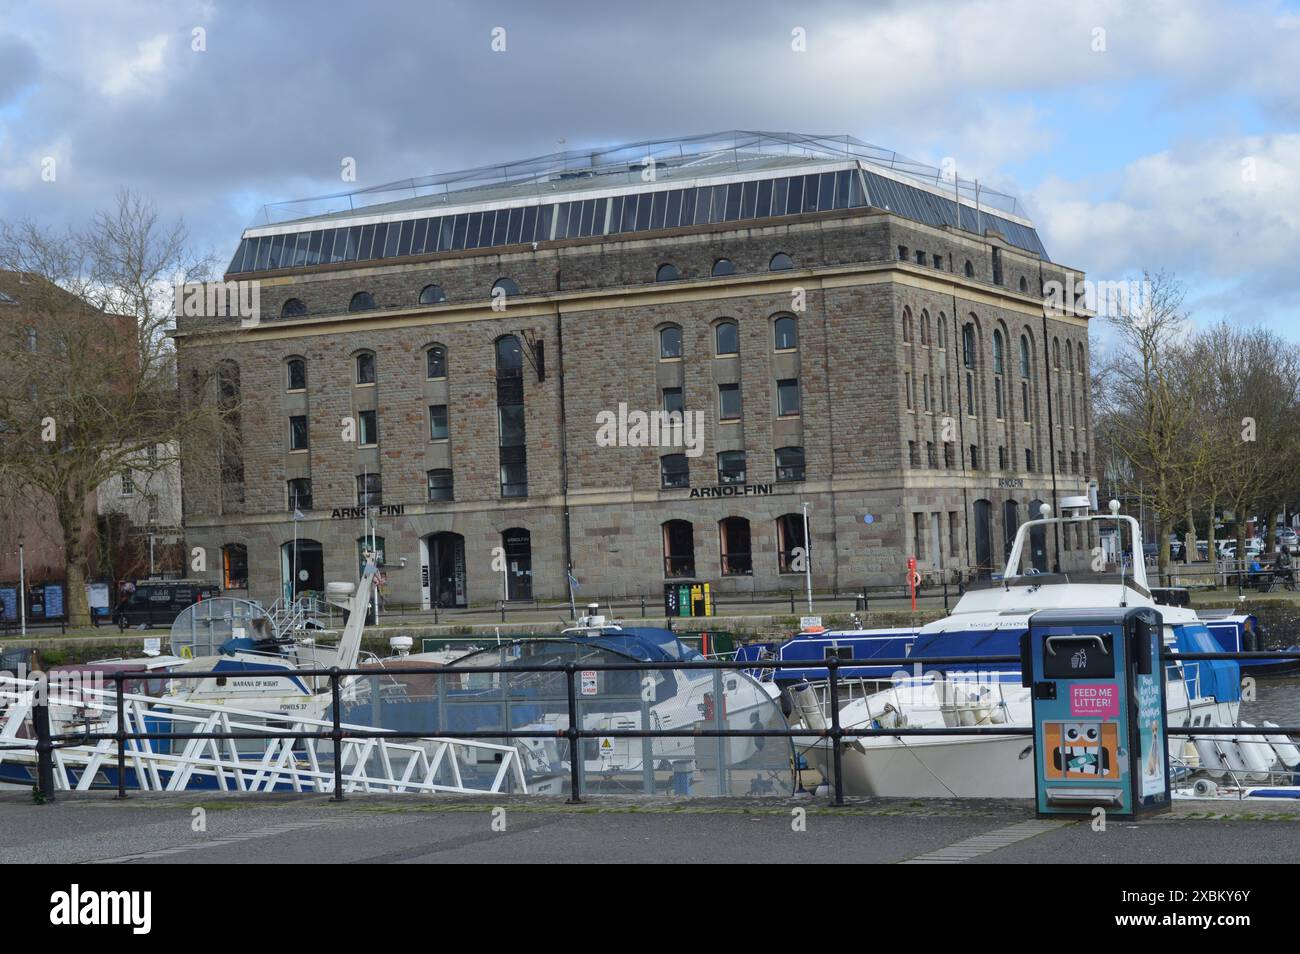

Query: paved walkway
left=3, top=792, right=1298, bottom=864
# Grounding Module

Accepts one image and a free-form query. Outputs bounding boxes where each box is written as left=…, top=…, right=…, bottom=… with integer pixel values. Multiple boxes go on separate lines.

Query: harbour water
left=1240, top=676, right=1300, bottom=724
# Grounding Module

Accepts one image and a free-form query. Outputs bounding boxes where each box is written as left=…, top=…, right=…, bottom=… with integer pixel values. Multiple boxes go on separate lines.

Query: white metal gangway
left=0, top=673, right=528, bottom=796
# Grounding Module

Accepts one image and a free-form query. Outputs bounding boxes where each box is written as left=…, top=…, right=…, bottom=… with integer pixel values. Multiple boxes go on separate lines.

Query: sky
left=1, top=0, right=1298, bottom=338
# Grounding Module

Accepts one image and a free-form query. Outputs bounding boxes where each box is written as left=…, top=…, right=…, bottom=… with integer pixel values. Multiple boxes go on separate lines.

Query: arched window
left=495, top=335, right=523, bottom=375
left=662, top=520, right=695, bottom=577
left=492, top=277, right=520, bottom=297
left=1019, top=335, right=1031, bottom=378
left=1053, top=338, right=1061, bottom=369
left=1066, top=340, right=1074, bottom=371
left=920, top=310, right=931, bottom=346
left=711, top=258, right=736, bottom=277
left=355, top=352, right=376, bottom=385
left=715, top=320, right=738, bottom=356
left=349, top=291, right=376, bottom=312
left=964, top=260, right=975, bottom=278
left=774, top=315, right=798, bottom=351
left=937, top=316, right=946, bottom=349
left=495, top=335, right=526, bottom=497
left=286, top=357, right=306, bottom=391
left=769, top=252, right=795, bottom=271
left=656, top=263, right=679, bottom=282
left=426, top=345, right=447, bottom=379
left=659, top=324, right=682, bottom=360
left=1018, top=276, right=1028, bottom=293
left=777, top=514, right=807, bottom=573
left=1077, top=345, right=1086, bottom=374
left=419, top=284, right=446, bottom=305
left=993, top=330, right=1004, bottom=375
left=221, top=543, right=248, bottom=590
left=902, top=307, right=913, bottom=344
left=281, top=298, right=307, bottom=318
left=962, top=323, right=976, bottom=368
left=719, top=517, right=753, bottom=575
left=993, top=330, right=1005, bottom=419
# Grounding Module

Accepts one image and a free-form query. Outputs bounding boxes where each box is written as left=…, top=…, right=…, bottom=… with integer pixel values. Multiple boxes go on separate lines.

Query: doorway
left=421, top=532, right=467, bottom=608
left=281, top=539, right=324, bottom=603
left=502, top=528, right=532, bottom=601
left=973, top=500, right=992, bottom=578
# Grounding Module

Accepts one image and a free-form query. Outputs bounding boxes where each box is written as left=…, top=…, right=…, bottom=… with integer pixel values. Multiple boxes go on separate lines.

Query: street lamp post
left=18, top=534, right=26, bottom=637
left=801, top=502, right=813, bottom=615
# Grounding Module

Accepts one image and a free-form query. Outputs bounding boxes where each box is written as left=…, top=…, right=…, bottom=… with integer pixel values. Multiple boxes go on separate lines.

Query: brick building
left=175, top=132, right=1095, bottom=608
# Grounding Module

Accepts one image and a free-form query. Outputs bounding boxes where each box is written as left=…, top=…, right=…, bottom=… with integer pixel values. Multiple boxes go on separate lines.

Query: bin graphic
left=1020, top=607, right=1170, bottom=818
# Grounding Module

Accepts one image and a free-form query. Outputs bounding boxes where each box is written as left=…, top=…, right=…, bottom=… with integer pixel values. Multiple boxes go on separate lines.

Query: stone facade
left=176, top=206, right=1095, bottom=607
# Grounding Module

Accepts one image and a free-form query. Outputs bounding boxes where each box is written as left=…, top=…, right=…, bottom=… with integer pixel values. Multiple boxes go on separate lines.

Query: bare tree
left=1094, top=271, right=1196, bottom=583
left=0, top=191, right=235, bottom=626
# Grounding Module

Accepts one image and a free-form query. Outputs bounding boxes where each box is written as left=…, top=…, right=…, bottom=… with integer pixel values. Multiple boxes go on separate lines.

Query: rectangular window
left=949, top=511, right=960, bottom=557
left=662, top=387, right=684, bottom=416
left=943, top=442, right=954, bottom=468
left=718, top=383, right=742, bottom=421
left=429, top=404, right=449, bottom=441
left=775, top=446, right=805, bottom=482
left=777, top=514, right=807, bottom=574
left=358, top=410, right=378, bottom=446
left=1026, top=448, right=1034, bottom=472
left=913, top=513, right=925, bottom=560
left=933, top=254, right=943, bottom=269
left=908, top=441, right=919, bottom=467
left=969, top=444, right=979, bottom=470
left=898, top=245, right=909, bottom=261
left=500, top=461, right=528, bottom=498
left=289, top=415, right=309, bottom=451
left=998, top=445, right=1007, bottom=470
left=427, top=469, right=453, bottom=502
left=1022, top=381, right=1030, bottom=422
left=121, top=471, right=135, bottom=496
left=499, top=404, right=526, bottom=446
left=717, top=451, right=746, bottom=485
left=995, top=379, right=1004, bottom=419
left=927, top=441, right=937, bottom=468
left=356, top=473, right=382, bottom=507
left=915, top=250, right=926, bottom=266
left=904, top=371, right=913, bottom=410
left=661, top=454, right=690, bottom=489
left=288, top=478, right=312, bottom=511
left=776, top=378, right=800, bottom=417
left=923, top=374, right=931, bottom=411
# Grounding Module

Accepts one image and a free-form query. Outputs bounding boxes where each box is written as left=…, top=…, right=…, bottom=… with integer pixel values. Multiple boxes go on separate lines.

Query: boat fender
left=1193, top=737, right=1228, bottom=779
left=790, top=682, right=827, bottom=732
left=1262, top=721, right=1300, bottom=769
left=1236, top=722, right=1275, bottom=778
left=1192, top=778, right=1218, bottom=798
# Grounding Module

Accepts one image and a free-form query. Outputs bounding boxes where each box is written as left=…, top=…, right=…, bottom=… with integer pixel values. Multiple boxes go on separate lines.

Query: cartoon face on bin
left=1051, top=721, right=1111, bottom=777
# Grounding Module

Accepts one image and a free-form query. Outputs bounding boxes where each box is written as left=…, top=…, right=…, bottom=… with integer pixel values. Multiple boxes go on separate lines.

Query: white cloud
left=98, top=33, right=170, bottom=97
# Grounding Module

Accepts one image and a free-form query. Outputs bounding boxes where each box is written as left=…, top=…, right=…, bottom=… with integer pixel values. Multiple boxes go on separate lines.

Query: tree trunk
left=1156, top=514, right=1168, bottom=586
left=58, top=481, right=92, bottom=627
left=1263, top=509, right=1276, bottom=555
left=1184, top=500, right=1196, bottom=565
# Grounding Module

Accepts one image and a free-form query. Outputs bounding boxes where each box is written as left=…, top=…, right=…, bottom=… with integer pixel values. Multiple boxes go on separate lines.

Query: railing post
left=115, top=671, right=127, bottom=799
left=499, top=600, right=506, bottom=623
left=942, top=577, right=949, bottom=613
left=826, top=657, right=845, bottom=806
left=329, top=668, right=344, bottom=801
left=565, top=663, right=582, bottom=804
left=640, top=594, right=646, bottom=618
left=34, top=696, right=55, bottom=803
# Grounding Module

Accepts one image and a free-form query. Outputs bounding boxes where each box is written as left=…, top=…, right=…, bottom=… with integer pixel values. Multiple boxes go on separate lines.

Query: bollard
left=34, top=700, right=55, bottom=803
left=115, top=671, right=127, bottom=799
left=329, top=669, right=344, bottom=801
left=565, top=663, right=582, bottom=804
left=826, top=657, right=845, bottom=806
left=499, top=601, right=506, bottom=623
left=640, top=594, right=646, bottom=618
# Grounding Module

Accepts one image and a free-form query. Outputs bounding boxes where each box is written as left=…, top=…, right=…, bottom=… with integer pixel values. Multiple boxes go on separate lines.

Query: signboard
left=580, top=670, right=598, bottom=696
left=143, top=637, right=162, bottom=656
left=687, top=483, right=773, bottom=499
left=0, top=587, right=15, bottom=621
left=329, top=504, right=406, bottom=520
left=1070, top=683, right=1119, bottom=718
left=800, top=616, right=823, bottom=633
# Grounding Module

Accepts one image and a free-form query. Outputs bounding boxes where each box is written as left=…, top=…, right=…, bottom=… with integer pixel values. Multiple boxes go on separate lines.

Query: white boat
left=794, top=499, right=1245, bottom=798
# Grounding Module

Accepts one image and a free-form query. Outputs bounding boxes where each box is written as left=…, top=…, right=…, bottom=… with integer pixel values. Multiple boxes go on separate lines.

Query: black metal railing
left=24, top=648, right=1300, bottom=807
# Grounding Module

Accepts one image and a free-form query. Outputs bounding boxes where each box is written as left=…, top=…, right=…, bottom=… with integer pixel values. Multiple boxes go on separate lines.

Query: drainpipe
left=555, top=268, right=576, bottom=619
left=1038, top=261, right=1062, bottom=572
